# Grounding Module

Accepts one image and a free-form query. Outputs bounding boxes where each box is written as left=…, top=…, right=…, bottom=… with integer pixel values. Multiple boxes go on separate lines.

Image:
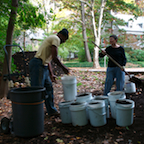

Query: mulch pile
left=12, top=51, right=64, bottom=78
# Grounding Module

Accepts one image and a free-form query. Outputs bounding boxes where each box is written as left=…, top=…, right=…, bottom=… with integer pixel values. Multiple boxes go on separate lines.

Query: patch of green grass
left=63, top=60, right=144, bottom=68
left=64, top=62, right=93, bottom=67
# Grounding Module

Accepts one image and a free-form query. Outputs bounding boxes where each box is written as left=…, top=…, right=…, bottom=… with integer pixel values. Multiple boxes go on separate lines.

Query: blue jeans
left=29, top=58, right=57, bottom=115
left=104, top=67, right=125, bottom=96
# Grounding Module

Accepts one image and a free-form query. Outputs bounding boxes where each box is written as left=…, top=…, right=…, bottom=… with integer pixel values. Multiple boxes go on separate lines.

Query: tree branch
left=71, top=15, right=84, bottom=24
left=79, top=0, right=92, bottom=8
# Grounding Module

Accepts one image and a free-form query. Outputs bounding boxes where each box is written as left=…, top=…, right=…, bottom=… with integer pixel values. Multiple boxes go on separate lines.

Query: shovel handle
left=92, top=41, right=131, bottom=78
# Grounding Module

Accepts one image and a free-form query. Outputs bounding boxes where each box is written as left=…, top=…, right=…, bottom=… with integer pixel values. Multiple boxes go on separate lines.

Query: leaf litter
left=0, top=70, right=144, bottom=143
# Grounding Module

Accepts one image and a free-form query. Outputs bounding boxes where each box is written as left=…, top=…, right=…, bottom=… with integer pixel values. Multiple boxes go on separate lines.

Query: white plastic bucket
left=93, top=96, right=109, bottom=118
left=116, top=99, right=135, bottom=127
left=87, top=100, right=106, bottom=127
left=108, top=91, right=126, bottom=119
left=69, top=102, right=88, bottom=126
left=76, top=92, right=92, bottom=103
left=124, top=75, right=136, bottom=93
left=58, top=101, right=73, bottom=124
left=76, top=92, right=92, bottom=120
left=61, top=76, right=77, bottom=101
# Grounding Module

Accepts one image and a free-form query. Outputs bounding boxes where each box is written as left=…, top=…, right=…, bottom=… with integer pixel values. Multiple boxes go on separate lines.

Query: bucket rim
left=108, top=91, right=125, bottom=96
left=93, top=96, right=108, bottom=100
left=116, top=99, right=135, bottom=108
left=61, top=76, right=76, bottom=80
left=87, top=100, right=105, bottom=109
left=76, top=92, right=92, bottom=97
left=10, top=86, right=46, bottom=94
left=58, top=101, right=73, bottom=106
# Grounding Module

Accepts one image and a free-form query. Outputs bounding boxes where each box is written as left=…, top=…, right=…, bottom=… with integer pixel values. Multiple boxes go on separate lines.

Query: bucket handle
left=91, top=109, right=106, bottom=116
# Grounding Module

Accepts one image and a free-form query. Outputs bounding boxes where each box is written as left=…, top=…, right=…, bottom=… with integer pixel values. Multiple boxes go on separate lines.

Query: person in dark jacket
left=99, top=35, right=127, bottom=95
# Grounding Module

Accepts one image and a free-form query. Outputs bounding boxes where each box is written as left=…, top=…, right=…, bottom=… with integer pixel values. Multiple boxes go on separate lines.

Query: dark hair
left=110, top=35, right=118, bottom=40
left=58, top=28, right=69, bottom=39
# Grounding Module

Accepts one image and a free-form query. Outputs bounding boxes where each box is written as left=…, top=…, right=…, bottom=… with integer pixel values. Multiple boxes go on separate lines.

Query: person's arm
left=99, top=50, right=106, bottom=58
left=122, top=48, right=127, bottom=66
left=48, top=62, right=57, bottom=83
left=51, top=45, right=69, bottom=74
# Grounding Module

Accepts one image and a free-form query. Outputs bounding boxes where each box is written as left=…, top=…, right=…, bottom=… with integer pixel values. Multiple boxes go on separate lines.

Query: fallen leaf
left=65, top=134, right=71, bottom=138
left=52, top=127, right=56, bottom=130
left=47, top=122, right=52, bottom=124
left=56, top=138, right=64, bottom=143
left=44, top=136, right=49, bottom=140
left=116, top=138, right=124, bottom=142
left=126, top=126, right=129, bottom=130
left=51, top=132, right=55, bottom=135
left=119, top=131, right=123, bottom=135
left=102, top=140, right=109, bottom=144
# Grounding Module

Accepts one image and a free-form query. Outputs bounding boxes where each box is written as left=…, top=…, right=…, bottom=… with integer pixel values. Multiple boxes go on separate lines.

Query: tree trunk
left=0, top=0, right=18, bottom=99
left=92, top=0, right=106, bottom=68
left=81, top=2, right=92, bottom=62
left=91, top=0, right=100, bottom=68
left=23, top=31, right=26, bottom=50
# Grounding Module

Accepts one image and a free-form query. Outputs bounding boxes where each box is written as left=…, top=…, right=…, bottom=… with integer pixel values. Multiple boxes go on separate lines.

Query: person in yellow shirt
left=29, top=28, right=69, bottom=116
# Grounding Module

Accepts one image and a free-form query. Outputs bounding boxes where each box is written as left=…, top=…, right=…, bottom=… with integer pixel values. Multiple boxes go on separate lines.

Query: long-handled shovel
left=92, top=41, right=143, bottom=86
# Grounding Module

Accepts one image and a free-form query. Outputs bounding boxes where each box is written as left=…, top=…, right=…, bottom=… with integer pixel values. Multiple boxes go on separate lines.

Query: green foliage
left=25, top=44, right=33, bottom=51
left=11, top=58, right=19, bottom=73
left=17, top=2, right=47, bottom=30
left=106, top=0, right=142, bottom=17
left=59, top=47, right=69, bottom=59
left=133, top=61, right=144, bottom=67
left=52, top=19, right=85, bottom=59
left=0, top=0, right=49, bottom=65
left=125, top=52, right=131, bottom=62
left=99, top=56, right=108, bottom=67
left=78, top=47, right=86, bottom=62
left=129, top=49, right=144, bottom=61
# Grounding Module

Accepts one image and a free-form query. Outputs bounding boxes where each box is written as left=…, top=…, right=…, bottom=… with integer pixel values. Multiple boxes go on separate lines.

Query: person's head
left=57, top=28, right=69, bottom=44
left=109, top=35, right=118, bottom=45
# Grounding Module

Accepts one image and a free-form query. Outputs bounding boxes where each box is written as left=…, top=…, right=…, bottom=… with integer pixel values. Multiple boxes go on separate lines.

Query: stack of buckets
left=124, top=75, right=136, bottom=93
left=59, top=76, right=135, bottom=127
left=59, top=76, right=77, bottom=124
left=59, top=76, right=107, bottom=127
left=108, top=91, right=135, bottom=126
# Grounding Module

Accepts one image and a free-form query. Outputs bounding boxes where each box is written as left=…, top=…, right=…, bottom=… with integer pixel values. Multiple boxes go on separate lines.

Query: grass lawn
left=63, top=60, right=144, bottom=68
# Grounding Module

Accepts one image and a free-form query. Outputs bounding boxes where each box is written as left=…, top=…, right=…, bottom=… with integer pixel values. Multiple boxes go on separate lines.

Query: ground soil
left=0, top=70, right=144, bottom=144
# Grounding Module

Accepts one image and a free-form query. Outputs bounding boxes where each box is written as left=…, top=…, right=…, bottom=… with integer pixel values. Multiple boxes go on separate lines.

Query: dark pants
left=104, top=67, right=125, bottom=96
left=29, top=57, right=57, bottom=115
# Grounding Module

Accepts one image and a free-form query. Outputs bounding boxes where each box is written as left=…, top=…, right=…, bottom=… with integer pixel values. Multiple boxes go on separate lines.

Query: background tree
left=56, top=0, right=141, bottom=68
left=81, top=1, right=92, bottom=62
left=16, top=1, right=47, bottom=50
left=0, top=0, right=18, bottom=98
left=0, top=0, right=48, bottom=98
